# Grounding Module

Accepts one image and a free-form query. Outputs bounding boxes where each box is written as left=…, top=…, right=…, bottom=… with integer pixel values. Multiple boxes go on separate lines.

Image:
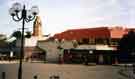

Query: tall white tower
left=33, top=16, right=43, bottom=40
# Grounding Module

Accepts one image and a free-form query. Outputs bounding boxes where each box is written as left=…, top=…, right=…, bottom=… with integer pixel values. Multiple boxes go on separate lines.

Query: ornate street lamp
left=9, top=2, right=39, bottom=79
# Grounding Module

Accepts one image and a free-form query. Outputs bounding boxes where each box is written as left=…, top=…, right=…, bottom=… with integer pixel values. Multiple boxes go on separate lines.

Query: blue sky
left=0, top=0, right=134, bottom=36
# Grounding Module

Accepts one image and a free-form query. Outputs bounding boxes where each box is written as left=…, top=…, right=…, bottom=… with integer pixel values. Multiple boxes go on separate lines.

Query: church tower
left=33, top=16, right=43, bottom=40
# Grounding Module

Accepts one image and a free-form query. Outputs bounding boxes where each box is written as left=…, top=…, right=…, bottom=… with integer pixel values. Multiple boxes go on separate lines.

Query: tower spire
left=33, top=16, right=43, bottom=39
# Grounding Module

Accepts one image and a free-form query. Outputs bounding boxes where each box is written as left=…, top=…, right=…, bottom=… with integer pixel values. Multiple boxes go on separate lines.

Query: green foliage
left=12, top=31, right=32, bottom=39
left=12, top=31, right=22, bottom=39
left=117, top=30, right=135, bottom=62
left=118, top=30, right=135, bottom=52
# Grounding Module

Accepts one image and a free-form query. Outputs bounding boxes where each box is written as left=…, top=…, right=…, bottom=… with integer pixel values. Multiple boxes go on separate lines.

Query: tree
left=9, top=31, right=32, bottom=55
left=12, top=31, right=32, bottom=39
left=117, top=30, right=135, bottom=63
left=12, top=31, right=22, bottom=39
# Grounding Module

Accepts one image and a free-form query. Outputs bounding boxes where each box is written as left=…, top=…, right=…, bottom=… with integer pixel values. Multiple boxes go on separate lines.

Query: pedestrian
left=84, top=56, right=88, bottom=65
left=59, top=54, right=64, bottom=64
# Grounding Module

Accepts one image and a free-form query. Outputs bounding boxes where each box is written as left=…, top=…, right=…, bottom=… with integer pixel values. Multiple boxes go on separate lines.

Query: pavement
left=0, top=63, right=122, bottom=79
left=0, top=61, right=135, bottom=79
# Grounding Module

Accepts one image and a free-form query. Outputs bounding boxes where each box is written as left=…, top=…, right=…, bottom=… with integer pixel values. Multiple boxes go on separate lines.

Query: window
left=110, top=39, right=119, bottom=45
left=89, top=38, right=95, bottom=44
left=82, top=38, right=89, bottom=44
left=95, top=38, right=108, bottom=45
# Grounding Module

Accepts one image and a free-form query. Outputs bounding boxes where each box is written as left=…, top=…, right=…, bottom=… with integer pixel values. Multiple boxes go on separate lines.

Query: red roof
left=109, top=27, right=127, bottom=38
left=54, top=27, right=109, bottom=40
left=53, top=27, right=131, bottom=41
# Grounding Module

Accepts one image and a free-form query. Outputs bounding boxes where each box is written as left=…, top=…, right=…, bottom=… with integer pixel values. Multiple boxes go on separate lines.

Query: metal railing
left=118, top=64, right=135, bottom=79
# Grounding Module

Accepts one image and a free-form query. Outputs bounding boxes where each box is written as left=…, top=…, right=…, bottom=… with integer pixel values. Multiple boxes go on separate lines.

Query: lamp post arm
left=25, top=16, right=36, bottom=23
left=16, top=12, right=22, bottom=20
left=12, top=16, right=22, bottom=22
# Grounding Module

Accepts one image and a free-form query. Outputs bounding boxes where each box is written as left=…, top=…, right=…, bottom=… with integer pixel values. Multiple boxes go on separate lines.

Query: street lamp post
left=9, top=2, right=39, bottom=79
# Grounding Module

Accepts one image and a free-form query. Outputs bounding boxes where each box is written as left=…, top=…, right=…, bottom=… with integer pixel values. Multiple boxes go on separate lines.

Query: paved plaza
left=0, top=63, right=130, bottom=79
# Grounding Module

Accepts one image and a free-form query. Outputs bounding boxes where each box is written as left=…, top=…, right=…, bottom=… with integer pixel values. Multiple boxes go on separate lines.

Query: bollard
left=49, top=76, right=52, bottom=79
left=33, top=75, right=38, bottom=79
left=49, top=75, right=60, bottom=79
left=133, top=64, right=135, bottom=74
left=54, top=75, right=60, bottom=79
left=2, top=72, right=5, bottom=79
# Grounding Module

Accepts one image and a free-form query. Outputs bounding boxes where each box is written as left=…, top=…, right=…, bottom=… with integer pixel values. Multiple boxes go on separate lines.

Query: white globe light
left=12, top=2, right=22, bottom=12
left=27, top=10, right=32, bottom=18
left=31, top=6, right=39, bottom=15
left=9, top=8, right=15, bottom=16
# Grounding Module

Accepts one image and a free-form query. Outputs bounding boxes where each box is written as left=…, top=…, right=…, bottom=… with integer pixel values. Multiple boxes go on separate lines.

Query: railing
left=118, top=64, right=135, bottom=79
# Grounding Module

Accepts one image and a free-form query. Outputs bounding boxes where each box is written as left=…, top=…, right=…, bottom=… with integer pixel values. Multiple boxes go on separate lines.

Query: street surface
left=0, top=63, right=127, bottom=79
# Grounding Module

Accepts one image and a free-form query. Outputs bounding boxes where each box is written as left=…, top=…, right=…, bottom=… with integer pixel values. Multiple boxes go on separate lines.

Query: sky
left=0, top=0, right=135, bottom=36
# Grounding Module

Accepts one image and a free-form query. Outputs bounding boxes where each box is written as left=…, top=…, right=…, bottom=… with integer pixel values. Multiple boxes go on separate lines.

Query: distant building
left=13, top=16, right=135, bottom=64
left=52, top=27, right=135, bottom=64
left=2, top=19, right=135, bottom=64
left=37, top=39, right=74, bottom=63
